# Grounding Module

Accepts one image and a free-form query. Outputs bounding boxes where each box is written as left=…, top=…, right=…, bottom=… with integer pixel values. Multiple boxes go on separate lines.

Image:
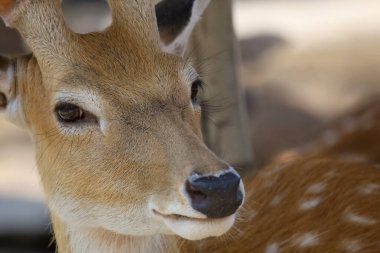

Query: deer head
left=0, top=0, right=244, bottom=250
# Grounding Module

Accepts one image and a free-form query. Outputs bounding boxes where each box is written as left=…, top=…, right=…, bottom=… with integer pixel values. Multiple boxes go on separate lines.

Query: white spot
left=263, top=179, right=276, bottom=188
left=323, top=170, right=337, bottom=179
left=270, top=194, right=284, bottom=206
left=344, top=211, right=377, bottom=225
left=322, top=130, right=339, bottom=146
left=341, top=239, right=362, bottom=252
left=358, top=183, right=380, bottom=195
left=54, top=90, right=105, bottom=134
left=307, top=182, right=326, bottom=194
left=265, top=242, right=279, bottom=253
left=338, top=153, right=368, bottom=163
left=293, top=232, right=319, bottom=247
left=264, top=164, right=289, bottom=178
left=272, top=163, right=289, bottom=173
left=299, top=198, right=321, bottom=211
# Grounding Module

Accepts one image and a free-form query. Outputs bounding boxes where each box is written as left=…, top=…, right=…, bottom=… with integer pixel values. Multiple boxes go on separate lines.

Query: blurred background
left=1, top=0, right=380, bottom=251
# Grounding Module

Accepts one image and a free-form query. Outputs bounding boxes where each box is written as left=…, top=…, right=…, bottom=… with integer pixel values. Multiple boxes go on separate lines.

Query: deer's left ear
left=155, top=0, right=210, bottom=56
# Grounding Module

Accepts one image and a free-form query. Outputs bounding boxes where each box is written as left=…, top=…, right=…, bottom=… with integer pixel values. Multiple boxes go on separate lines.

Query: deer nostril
left=185, top=169, right=244, bottom=219
left=186, top=183, right=208, bottom=202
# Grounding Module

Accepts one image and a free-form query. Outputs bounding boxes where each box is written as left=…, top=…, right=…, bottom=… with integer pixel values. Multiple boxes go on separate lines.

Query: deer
left=1, top=1, right=380, bottom=253
left=0, top=0, right=245, bottom=252
left=181, top=99, right=380, bottom=253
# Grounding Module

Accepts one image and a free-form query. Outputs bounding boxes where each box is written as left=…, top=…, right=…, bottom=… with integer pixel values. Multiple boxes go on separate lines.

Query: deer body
left=182, top=101, right=380, bottom=253
left=188, top=159, right=380, bottom=253
left=1, top=1, right=380, bottom=253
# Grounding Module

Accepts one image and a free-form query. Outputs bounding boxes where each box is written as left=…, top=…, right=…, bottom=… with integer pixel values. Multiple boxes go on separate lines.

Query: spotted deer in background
left=0, top=0, right=379, bottom=253
left=195, top=99, right=380, bottom=253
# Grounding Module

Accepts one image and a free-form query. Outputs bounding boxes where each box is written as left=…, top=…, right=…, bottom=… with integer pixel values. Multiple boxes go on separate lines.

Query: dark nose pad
left=186, top=170, right=244, bottom=219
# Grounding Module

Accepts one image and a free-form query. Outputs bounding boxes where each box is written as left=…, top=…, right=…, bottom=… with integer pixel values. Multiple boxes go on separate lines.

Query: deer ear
left=0, top=57, right=14, bottom=110
left=156, top=0, right=210, bottom=56
left=0, top=56, right=24, bottom=126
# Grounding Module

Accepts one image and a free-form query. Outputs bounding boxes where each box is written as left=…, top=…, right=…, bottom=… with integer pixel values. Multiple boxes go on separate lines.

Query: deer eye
left=55, top=103, right=85, bottom=123
left=191, top=79, right=204, bottom=104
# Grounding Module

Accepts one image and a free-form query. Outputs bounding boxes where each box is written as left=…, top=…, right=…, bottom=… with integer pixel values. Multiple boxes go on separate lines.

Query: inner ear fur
left=155, top=0, right=210, bottom=55
left=156, top=0, right=194, bottom=44
left=0, top=56, right=14, bottom=109
left=0, top=55, right=32, bottom=128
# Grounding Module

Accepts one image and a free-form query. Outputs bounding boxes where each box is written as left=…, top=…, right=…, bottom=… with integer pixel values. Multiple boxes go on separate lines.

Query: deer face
left=0, top=0, right=244, bottom=241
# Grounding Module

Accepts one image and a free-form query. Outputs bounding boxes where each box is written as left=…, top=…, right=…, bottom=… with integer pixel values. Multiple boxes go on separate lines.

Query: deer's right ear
left=156, top=0, right=210, bottom=56
left=0, top=56, right=24, bottom=126
left=0, top=57, right=14, bottom=109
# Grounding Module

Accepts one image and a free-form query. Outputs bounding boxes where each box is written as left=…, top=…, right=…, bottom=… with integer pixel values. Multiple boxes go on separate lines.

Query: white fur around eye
left=54, top=90, right=106, bottom=133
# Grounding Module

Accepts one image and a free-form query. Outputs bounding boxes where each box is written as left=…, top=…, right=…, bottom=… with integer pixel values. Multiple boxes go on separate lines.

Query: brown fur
left=182, top=99, right=380, bottom=252
left=2, top=1, right=380, bottom=252
left=1, top=1, right=227, bottom=252
left=184, top=158, right=380, bottom=253
left=0, top=0, right=14, bottom=13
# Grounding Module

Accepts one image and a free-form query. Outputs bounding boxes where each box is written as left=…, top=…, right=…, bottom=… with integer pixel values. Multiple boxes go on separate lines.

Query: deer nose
left=186, top=168, right=244, bottom=219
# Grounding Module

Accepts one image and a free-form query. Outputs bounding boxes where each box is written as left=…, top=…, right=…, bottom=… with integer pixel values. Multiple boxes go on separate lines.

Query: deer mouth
left=153, top=209, right=204, bottom=220
left=153, top=209, right=235, bottom=240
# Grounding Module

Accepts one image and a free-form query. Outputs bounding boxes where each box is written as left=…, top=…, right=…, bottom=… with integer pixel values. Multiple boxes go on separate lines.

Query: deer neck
left=51, top=214, right=180, bottom=253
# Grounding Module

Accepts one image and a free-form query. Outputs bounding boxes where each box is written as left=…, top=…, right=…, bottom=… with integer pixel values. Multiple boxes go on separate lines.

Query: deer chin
left=154, top=210, right=236, bottom=240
